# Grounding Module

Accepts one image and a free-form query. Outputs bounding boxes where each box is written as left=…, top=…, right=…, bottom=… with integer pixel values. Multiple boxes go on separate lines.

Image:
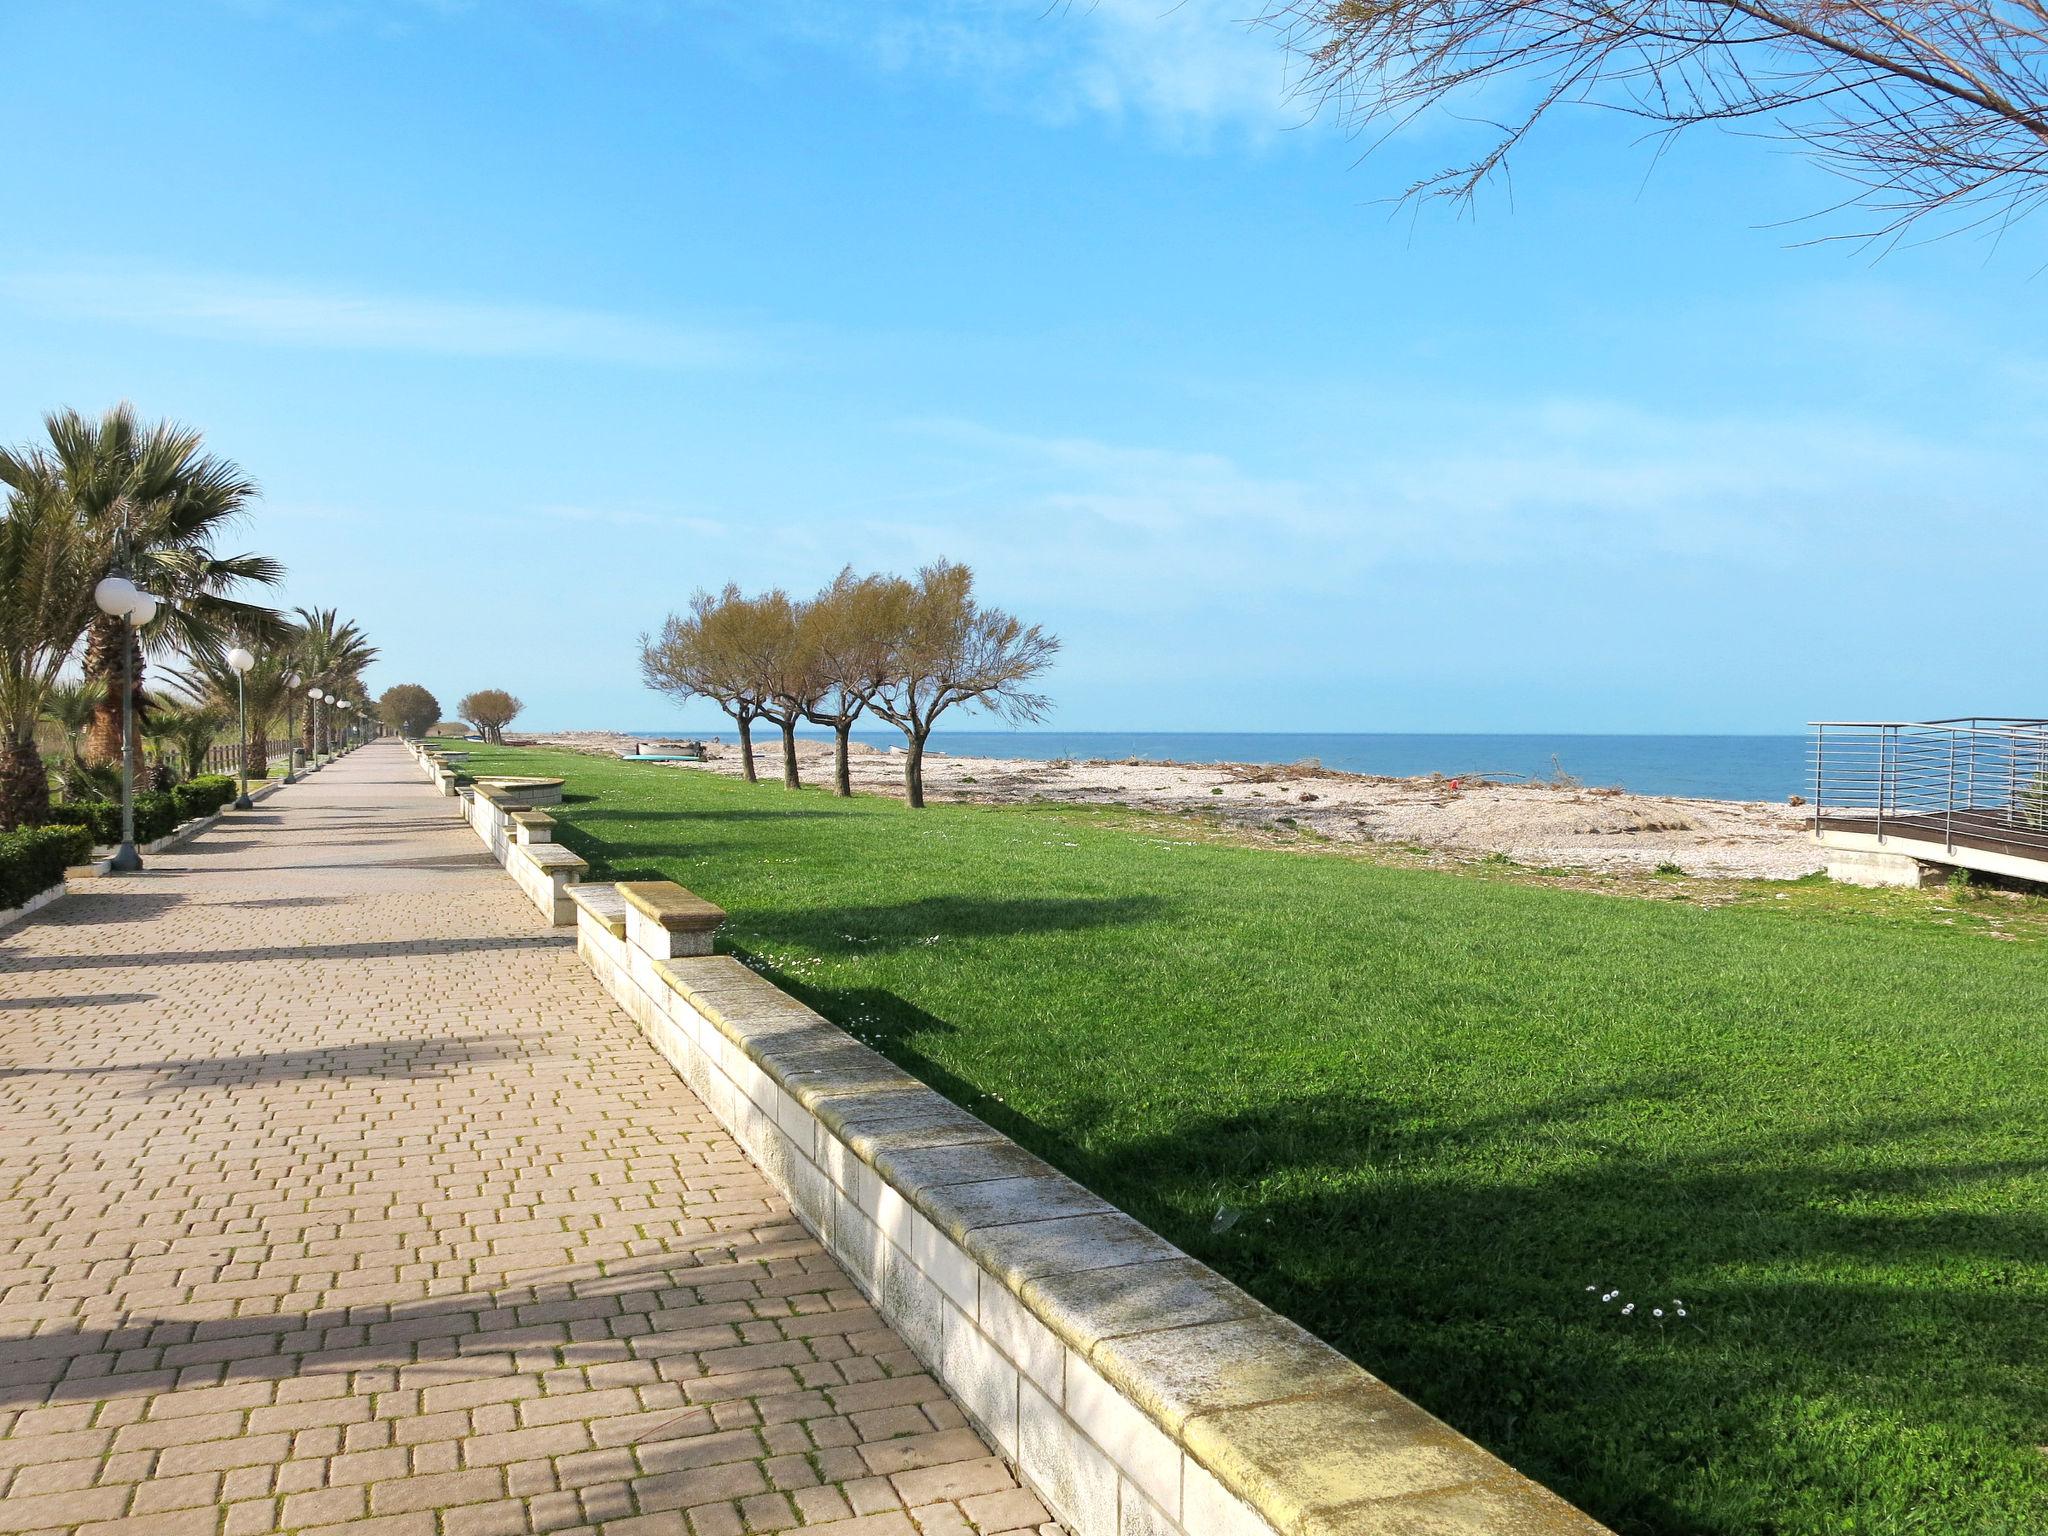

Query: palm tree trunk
left=780, top=719, right=801, bottom=789
left=834, top=723, right=853, bottom=797
left=83, top=616, right=142, bottom=768
left=0, top=736, right=51, bottom=830
left=248, top=721, right=269, bottom=781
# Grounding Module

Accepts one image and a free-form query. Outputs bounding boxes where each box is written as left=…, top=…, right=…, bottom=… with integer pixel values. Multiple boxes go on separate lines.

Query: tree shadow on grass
left=568, top=806, right=855, bottom=824
left=739, top=893, right=1171, bottom=954
left=999, top=1080, right=2048, bottom=1536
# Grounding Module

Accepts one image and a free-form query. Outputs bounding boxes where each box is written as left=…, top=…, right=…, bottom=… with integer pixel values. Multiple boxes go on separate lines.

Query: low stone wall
left=403, top=738, right=1610, bottom=1536
left=459, top=777, right=587, bottom=925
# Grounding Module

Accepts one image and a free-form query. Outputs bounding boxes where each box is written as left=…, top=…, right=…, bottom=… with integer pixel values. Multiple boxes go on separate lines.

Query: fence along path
left=0, top=742, right=1056, bottom=1536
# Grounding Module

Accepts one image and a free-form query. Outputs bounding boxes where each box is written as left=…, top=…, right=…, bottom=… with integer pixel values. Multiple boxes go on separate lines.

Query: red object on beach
left=1448, top=778, right=1461, bottom=790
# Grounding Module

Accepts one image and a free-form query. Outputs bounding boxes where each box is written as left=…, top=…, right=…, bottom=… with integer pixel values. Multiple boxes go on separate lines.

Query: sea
left=618, top=730, right=1811, bottom=803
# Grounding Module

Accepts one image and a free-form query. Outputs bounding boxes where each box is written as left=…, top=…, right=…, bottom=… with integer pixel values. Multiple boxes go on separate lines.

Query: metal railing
left=1809, top=718, right=2048, bottom=857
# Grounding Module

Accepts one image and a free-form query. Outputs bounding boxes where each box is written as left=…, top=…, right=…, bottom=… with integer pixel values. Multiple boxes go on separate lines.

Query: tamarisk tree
left=737, top=591, right=813, bottom=791
left=865, top=561, right=1058, bottom=809
left=458, top=688, right=524, bottom=744
left=1265, top=0, right=2048, bottom=237
left=639, top=586, right=768, bottom=782
left=802, top=568, right=900, bottom=798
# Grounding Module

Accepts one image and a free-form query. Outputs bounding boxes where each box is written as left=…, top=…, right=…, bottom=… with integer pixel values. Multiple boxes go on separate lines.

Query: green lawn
left=444, top=741, right=2047, bottom=1536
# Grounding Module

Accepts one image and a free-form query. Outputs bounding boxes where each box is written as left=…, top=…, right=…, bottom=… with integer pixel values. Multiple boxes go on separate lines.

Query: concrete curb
left=0, top=881, right=66, bottom=935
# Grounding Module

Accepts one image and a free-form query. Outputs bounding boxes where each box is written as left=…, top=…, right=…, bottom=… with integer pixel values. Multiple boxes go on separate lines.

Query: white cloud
left=214, top=0, right=1316, bottom=144
left=871, top=397, right=2026, bottom=610
left=4, top=266, right=768, bottom=370
left=748, top=0, right=1310, bottom=144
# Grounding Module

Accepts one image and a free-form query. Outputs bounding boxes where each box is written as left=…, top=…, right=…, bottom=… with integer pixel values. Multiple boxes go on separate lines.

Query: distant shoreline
left=520, top=727, right=1811, bottom=804
left=522, top=730, right=1822, bottom=880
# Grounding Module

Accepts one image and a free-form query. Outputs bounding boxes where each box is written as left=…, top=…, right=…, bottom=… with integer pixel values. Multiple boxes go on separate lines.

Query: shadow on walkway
left=0, top=1033, right=536, bottom=1090
left=0, top=1231, right=815, bottom=1412
left=4, top=935, right=568, bottom=971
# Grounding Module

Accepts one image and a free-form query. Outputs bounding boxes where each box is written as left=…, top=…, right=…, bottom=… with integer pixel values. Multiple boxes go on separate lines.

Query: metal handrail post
left=1813, top=725, right=1824, bottom=833
left=1876, top=727, right=1889, bottom=843
left=1945, top=730, right=1956, bottom=852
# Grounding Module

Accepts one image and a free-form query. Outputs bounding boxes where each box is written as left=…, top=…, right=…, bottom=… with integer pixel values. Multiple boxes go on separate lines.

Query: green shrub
left=174, top=775, right=238, bottom=820
left=0, top=823, right=91, bottom=909
left=53, top=793, right=186, bottom=846
left=49, top=800, right=121, bottom=846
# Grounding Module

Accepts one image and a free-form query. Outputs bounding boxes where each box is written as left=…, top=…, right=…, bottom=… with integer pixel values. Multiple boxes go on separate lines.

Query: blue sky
left=4, top=1, right=2043, bottom=734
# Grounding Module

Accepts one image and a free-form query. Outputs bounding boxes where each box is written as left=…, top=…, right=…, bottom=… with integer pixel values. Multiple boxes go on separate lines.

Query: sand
left=528, top=731, right=1824, bottom=881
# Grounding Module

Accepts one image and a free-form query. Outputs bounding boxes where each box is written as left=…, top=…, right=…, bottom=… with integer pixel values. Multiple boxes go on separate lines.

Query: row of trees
left=639, top=561, right=1056, bottom=808
left=374, top=685, right=523, bottom=742
left=0, top=404, right=380, bottom=828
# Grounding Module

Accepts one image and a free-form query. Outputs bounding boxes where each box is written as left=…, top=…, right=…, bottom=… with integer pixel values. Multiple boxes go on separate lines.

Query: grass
left=441, top=741, right=2047, bottom=1535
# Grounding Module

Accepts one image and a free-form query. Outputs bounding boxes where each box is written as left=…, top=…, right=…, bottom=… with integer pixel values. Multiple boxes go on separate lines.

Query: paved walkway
left=0, top=744, right=1051, bottom=1536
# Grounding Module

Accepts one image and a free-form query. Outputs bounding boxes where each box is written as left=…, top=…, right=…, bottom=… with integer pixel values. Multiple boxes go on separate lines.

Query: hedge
left=175, top=775, right=239, bottom=820
left=52, top=791, right=181, bottom=847
left=44, top=775, right=241, bottom=853
left=0, top=823, right=91, bottom=910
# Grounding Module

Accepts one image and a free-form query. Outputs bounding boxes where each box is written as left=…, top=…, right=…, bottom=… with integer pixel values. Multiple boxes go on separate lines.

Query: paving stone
left=0, top=745, right=1055, bottom=1536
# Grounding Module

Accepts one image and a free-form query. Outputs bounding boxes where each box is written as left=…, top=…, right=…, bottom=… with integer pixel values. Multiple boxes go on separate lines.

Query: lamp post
left=283, top=673, right=302, bottom=781
left=93, top=574, right=159, bottom=872
left=227, top=646, right=256, bottom=809
left=307, top=686, right=324, bottom=765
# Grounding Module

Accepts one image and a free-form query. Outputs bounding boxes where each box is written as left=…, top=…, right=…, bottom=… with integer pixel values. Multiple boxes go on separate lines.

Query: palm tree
left=292, top=607, right=378, bottom=755
left=0, top=469, right=110, bottom=827
left=138, top=700, right=186, bottom=791
left=39, top=679, right=108, bottom=803
left=168, top=703, right=227, bottom=781
left=167, top=624, right=302, bottom=781
left=0, top=405, right=284, bottom=768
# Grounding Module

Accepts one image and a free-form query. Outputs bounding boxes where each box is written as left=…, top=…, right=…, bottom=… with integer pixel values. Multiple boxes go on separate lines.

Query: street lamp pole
left=93, top=573, right=158, bottom=873
left=227, top=647, right=255, bottom=809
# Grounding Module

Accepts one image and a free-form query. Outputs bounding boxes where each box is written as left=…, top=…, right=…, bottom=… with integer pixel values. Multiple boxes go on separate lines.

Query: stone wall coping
left=640, top=942, right=1605, bottom=1536
left=512, top=842, right=587, bottom=873
left=511, top=810, right=554, bottom=828
left=617, top=880, right=726, bottom=934
left=567, top=883, right=629, bottom=938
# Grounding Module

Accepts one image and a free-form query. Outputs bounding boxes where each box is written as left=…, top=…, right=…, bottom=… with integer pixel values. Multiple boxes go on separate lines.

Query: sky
left=3, top=1, right=2044, bottom=735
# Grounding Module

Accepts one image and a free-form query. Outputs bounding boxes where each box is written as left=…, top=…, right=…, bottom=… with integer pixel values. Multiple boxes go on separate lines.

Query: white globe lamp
left=94, top=575, right=138, bottom=617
